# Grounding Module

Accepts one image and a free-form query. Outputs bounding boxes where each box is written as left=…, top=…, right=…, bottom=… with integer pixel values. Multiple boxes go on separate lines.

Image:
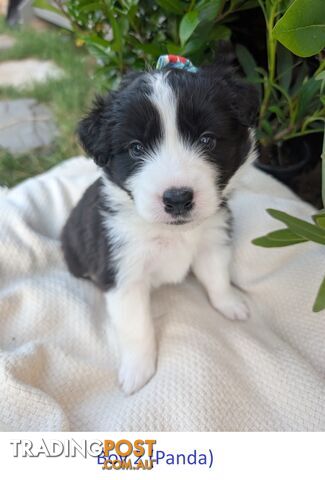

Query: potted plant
left=235, top=0, right=324, bottom=188
left=251, top=0, right=325, bottom=312
left=36, top=0, right=260, bottom=87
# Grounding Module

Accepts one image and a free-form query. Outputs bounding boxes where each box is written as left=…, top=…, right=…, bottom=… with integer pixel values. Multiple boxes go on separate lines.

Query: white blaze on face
left=127, top=72, right=221, bottom=225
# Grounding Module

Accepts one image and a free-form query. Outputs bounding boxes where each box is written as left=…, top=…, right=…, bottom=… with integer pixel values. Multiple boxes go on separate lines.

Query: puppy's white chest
left=147, top=231, right=198, bottom=287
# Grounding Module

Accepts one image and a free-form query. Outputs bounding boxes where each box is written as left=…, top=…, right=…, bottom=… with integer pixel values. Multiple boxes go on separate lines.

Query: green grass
left=0, top=18, right=103, bottom=186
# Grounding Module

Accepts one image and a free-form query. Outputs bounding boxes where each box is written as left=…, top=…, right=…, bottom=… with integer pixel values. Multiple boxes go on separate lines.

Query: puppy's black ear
left=78, top=94, right=114, bottom=167
left=205, top=45, right=259, bottom=128
left=230, top=80, right=259, bottom=127
left=78, top=72, right=142, bottom=167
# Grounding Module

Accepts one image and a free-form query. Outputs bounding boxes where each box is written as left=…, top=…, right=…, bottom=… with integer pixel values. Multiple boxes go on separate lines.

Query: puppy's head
left=78, top=62, right=258, bottom=225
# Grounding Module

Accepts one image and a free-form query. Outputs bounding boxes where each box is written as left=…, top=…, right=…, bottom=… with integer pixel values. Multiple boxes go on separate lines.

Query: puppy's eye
left=199, top=133, right=216, bottom=151
left=129, top=141, right=145, bottom=158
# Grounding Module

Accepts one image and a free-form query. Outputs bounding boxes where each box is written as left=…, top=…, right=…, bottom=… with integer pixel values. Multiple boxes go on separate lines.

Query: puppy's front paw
left=210, top=289, right=249, bottom=321
left=118, top=350, right=156, bottom=395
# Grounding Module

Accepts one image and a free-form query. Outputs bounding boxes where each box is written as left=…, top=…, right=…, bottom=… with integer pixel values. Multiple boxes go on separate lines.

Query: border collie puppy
left=62, top=58, right=258, bottom=394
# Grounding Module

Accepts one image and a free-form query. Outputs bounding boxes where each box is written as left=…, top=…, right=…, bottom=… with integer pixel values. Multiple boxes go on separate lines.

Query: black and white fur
left=62, top=58, right=259, bottom=394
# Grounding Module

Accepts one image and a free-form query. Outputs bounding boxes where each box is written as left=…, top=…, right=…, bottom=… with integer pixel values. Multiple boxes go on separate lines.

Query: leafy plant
left=39, top=0, right=324, bottom=147
left=252, top=0, right=325, bottom=312
left=236, top=0, right=325, bottom=147
left=253, top=206, right=325, bottom=312
left=34, top=0, right=259, bottom=87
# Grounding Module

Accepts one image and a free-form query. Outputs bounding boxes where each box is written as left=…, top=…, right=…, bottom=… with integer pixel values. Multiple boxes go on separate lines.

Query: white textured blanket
left=0, top=158, right=324, bottom=432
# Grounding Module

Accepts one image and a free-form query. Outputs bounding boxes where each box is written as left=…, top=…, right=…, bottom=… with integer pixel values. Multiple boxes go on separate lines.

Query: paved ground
left=0, top=34, right=60, bottom=154
left=0, top=98, right=57, bottom=154
left=0, top=58, right=64, bottom=88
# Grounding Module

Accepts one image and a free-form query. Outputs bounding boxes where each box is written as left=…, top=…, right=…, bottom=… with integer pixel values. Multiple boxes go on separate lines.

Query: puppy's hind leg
left=105, top=282, right=157, bottom=395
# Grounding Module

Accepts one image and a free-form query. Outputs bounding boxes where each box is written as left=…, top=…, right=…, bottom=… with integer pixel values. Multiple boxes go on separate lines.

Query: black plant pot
left=254, top=134, right=323, bottom=209
left=254, top=138, right=311, bottom=182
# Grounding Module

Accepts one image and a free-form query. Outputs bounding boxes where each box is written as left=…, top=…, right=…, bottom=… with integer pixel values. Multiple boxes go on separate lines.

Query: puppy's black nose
left=163, top=188, right=194, bottom=216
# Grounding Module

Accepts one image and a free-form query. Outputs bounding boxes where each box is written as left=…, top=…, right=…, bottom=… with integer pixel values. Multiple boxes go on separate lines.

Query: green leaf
left=79, top=2, right=102, bottom=13
left=252, top=228, right=308, bottom=247
left=273, top=0, right=325, bottom=57
left=181, top=20, right=226, bottom=56
left=290, top=60, right=308, bottom=95
left=156, top=0, right=185, bottom=15
left=268, top=105, right=285, bottom=122
left=233, top=0, right=259, bottom=11
left=267, top=209, right=325, bottom=245
left=313, top=276, right=325, bottom=312
left=167, top=42, right=183, bottom=54
left=80, top=33, right=111, bottom=49
left=107, top=11, right=124, bottom=54
left=182, top=37, right=205, bottom=55
left=86, top=41, right=111, bottom=57
left=179, top=10, right=200, bottom=46
left=141, top=43, right=165, bottom=56
left=236, top=44, right=257, bottom=79
left=316, top=71, right=325, bottom=82
left=261, top=119, right=273, bottom=136
left=208, top=25, right=231, bottom=41
left=313, top=211, right=325, bottom=228
left=236, top=44, right=261, bottom=98
left=128, top=37, right=164, bottom=56
left=276, top=43, right=293, bottom=92
left=196, top=0, right=222, bottom=22
left=33, top=0, right=63, bottom=15
left=296, top=78, right=321, bottom=122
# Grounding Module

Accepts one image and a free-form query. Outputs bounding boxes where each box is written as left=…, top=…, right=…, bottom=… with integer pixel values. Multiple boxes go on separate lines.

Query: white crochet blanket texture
left=0, top=157, right=324, bottom=431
